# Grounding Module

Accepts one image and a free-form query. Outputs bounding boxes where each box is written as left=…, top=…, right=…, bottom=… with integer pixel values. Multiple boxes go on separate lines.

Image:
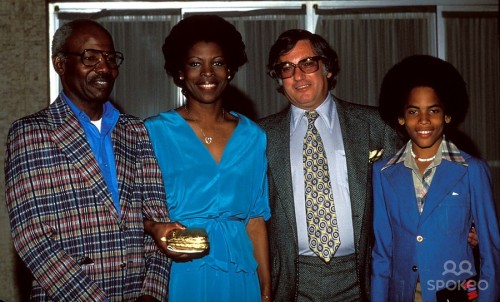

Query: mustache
left=90, top=73, right=115, bottom=82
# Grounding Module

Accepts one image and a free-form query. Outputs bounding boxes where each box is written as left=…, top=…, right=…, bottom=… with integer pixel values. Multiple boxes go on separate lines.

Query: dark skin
left=398, top=87, right=478, bottom=248
left=52, top=22, right=118, bottom=120
left=177, top=41, right=237, bottom=164
left=136, top=296, right=160, bottom=302
left=468, top=227, right=478, bottom=247
left=144, top=41, right=272, bottom=300
left=143, top=220, right=193, bottom=261
left=53, top=21, right=168, bottom=302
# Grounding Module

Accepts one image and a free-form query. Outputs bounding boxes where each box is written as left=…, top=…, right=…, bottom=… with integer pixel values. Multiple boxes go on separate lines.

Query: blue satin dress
left=145, top=110, right=270, bottom=302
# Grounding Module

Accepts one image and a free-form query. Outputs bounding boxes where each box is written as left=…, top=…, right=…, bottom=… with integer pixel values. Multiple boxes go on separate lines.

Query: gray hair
left=51, top=22, right=74, bottom=56
left=51, top=19, right=108, bottom=57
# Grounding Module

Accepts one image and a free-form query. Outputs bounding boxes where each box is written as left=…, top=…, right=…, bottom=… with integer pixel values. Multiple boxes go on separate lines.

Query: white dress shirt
left=290, top=94, right=355, bottom=257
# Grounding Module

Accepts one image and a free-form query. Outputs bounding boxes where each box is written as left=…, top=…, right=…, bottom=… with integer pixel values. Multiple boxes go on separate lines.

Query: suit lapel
left=382, top=160, right=468, bottom=227
left=266, top=109, right=298, bottom=239
left=111, top=118, right=138, bottom=221
left=336, top=100, right=370, bottom=248
left=49, top=98, right=120, bottom=219
left=383, top=163, right=421, bottom=227
left=419, top=161, right=467, bottom=224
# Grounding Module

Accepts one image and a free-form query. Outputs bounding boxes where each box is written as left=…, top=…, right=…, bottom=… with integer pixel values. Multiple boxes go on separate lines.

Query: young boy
left=371, top=55, right=500, bottom=302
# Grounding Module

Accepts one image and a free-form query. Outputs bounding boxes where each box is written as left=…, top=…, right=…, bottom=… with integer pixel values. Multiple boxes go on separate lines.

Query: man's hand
left=136, top=295, right=159, bottom=302
left=468, top=226, right=478, bottom=248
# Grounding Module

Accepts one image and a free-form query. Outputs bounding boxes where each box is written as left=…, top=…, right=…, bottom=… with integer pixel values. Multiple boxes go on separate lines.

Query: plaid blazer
left=5, top=97, right=170, bottom=301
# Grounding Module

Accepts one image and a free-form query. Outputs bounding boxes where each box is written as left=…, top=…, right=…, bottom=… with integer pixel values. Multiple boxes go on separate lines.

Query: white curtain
left=315, top=7, right=436, bottom=106
left=60, top=11, right=305, bottom=120
left=444, top=12, right=500, bottom=202
left=100, top=15, right=180, bottom=119
left=225, top=13, right=305, bottom=119
left=55, top=5, right=499, bottom=216
left=316, top=8, right=499, bottom=214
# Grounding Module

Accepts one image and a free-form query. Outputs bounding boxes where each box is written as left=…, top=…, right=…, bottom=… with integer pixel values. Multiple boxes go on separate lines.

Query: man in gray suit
left=258, top=29, right=401, bottom=302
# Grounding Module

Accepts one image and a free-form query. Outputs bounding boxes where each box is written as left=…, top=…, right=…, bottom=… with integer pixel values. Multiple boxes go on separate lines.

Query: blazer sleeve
left=137, top=125, right=171, bottom=300
left=4, top=121, right=107, bottom=301
left=468, top=159, right=500, bottom=302
left=370, top=160, right=392, bottom=302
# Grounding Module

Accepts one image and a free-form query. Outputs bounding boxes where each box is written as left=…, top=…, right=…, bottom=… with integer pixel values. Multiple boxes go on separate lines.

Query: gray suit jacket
left=258, top=97, right=402, bottom=302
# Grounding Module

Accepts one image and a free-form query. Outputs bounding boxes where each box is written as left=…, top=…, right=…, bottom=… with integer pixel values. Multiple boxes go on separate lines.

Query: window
left=49, top=2, right=499, bottom=208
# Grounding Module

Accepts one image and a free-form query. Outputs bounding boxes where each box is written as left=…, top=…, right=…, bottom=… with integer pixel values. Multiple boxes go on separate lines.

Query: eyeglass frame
left=60, top=49, right=124, bottom=69
left=269, top=56, right=325, bottom=79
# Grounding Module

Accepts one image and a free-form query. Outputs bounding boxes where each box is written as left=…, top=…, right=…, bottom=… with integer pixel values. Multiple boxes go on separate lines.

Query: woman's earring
left=179, top=76, right=184, bottom=80
left=227, top=75, right=231, bottom=80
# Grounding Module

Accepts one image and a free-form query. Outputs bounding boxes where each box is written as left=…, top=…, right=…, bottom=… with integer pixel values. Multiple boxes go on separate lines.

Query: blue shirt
left=62, top=92, right=121, bottom=216
left=290, top=94, right=355, bottom=257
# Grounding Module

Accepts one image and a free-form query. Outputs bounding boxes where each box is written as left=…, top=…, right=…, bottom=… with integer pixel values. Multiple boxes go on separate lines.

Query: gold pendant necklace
left=200, top=128, right=212, bottom=144
left=184, top=104, right=224, bottom=145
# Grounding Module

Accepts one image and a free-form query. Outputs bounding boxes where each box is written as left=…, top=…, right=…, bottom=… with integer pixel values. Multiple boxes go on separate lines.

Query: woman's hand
left=143, top=220, right=207, bottom=262
left=247, top=217, right=271, bottom=301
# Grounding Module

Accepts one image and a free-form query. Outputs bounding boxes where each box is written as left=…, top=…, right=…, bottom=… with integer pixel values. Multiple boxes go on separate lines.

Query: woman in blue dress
left=143, top=15, right=271, bottom=302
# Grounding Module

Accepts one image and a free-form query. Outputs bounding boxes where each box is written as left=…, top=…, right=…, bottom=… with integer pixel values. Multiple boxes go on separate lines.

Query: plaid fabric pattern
left=415, top=168, right=434, bottom=213
left=5, top=97, right=170, bottom=302
left=382, top=136, right=467, bottom=170
left=441, top=137, right=467, bottom=166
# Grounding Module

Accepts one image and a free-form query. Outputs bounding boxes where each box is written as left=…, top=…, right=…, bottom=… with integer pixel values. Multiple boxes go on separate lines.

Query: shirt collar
left=382, top=135, right=467, bottom=170
left=290, top=93, right=335, bottom=135
left=441, top=136, right=467, bottom=165
left=61, top=91, right=120, bottom=134
left=61, top=91, right=91, bottom=122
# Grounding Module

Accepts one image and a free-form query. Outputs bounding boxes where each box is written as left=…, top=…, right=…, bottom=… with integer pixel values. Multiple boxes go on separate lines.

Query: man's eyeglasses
left=271, top=56, right=324, bottom=79
left=61, top=49, right=124, bottom=69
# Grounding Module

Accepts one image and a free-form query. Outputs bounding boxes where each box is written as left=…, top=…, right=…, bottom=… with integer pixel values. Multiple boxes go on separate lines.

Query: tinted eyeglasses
left=271, top=56, right=324, bottom=79
left=61, top=49, right=124, bottom=69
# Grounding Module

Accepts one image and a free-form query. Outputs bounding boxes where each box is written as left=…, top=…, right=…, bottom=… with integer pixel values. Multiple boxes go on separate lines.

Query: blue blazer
left=371, top=150, right=500, bottom=302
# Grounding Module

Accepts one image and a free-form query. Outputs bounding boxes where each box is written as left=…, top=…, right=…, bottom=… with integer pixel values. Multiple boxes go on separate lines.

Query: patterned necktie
left=303, top=110, right=340, bottom=262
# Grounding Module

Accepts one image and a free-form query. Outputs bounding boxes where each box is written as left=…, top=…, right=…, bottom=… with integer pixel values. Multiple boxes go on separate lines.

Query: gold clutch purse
left=161, top=228, right=209, bottom=254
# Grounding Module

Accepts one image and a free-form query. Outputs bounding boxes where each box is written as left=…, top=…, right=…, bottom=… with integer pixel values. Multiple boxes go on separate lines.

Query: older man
left=5, top=19, right=172, bottom=301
